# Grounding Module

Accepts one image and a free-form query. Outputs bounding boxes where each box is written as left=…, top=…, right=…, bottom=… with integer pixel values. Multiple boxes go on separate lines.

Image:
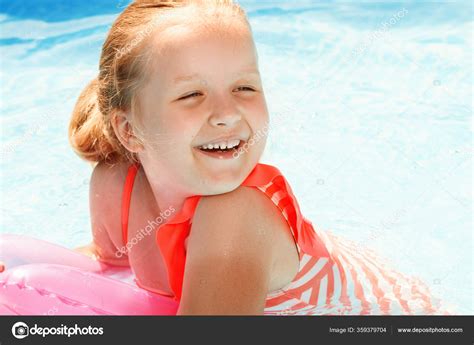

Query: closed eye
left=178, top=86, right=255, bottom=101
left=234, top=86, right=256, bottom=92
left=178, top=92, right=202, bottom=100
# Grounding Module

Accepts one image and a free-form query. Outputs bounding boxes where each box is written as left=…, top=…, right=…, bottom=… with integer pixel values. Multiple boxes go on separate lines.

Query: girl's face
left=136, top=19, right=269, bottom=196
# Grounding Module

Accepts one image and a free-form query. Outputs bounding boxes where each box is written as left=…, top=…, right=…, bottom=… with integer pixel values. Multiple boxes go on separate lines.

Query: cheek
left=143, top=115, right=199, bottom=154
left=249, top=97, right=269, bottom=124
left=252, top=106, right=270, bottom=138
left=169, top=116, right=202, bottom=146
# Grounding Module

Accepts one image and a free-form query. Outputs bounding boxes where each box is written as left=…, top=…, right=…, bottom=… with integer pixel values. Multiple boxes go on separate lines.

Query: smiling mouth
left=193, top=139, right=248, bottom=160
left=197, top=140, right=245, bottom=153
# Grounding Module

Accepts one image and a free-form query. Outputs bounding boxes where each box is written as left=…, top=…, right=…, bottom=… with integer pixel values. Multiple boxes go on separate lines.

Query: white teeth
left=200, top=139, right=241, bottom=150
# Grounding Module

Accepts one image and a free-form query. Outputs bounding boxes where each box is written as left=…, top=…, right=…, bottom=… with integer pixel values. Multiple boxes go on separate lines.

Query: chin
left=194, top=169, right=245, bottom=196
left=214, top=182, right=242, bottom=195
left=192, top=155, right=261, bottom=194
left=207, top=176, right=243, bottom=195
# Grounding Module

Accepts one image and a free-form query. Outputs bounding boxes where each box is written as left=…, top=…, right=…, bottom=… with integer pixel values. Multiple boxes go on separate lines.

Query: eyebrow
left=173, top=73, right=200, bottom=84
left=172, top=70, right=260, bottom=85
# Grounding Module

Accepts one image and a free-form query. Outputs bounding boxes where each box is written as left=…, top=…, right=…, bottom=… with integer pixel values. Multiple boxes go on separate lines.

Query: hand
left=74, top=243, right=98, bottom=259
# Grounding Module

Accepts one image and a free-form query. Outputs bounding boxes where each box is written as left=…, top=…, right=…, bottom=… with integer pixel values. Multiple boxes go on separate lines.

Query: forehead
left=146, top=8, right=257, bottom=82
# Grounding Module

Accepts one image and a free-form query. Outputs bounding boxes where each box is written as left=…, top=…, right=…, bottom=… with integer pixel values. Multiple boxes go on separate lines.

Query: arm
left=177, top=186, right=281, bottom=315
left=74, top=224, right=129, bottom=267
left=75, top=162, right=130, bottom=267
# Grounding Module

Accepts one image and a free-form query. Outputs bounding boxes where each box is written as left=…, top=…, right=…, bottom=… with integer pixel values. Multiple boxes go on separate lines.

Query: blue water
left=0, top=1, right=472, bottom=314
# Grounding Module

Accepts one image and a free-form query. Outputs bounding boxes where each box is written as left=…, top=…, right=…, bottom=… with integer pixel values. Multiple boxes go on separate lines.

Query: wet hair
left=68, top=0, right=249, bottom=164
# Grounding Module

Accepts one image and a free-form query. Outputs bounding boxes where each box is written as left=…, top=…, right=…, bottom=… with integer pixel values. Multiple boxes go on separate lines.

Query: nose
left=208, top=97, right=242, bottom=128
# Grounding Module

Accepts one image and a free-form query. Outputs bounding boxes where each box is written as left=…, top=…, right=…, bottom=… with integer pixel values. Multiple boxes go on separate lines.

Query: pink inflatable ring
left=0, top=234, right=178, bottom=315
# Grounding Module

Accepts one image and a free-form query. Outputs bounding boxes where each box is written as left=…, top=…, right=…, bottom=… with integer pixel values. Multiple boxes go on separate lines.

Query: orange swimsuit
left=122, top=163, right=444, bottom=315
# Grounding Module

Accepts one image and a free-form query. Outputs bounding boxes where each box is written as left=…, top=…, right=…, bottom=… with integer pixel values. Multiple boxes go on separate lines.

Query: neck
left=139, top=165, right=190, bottom=219
left=153, top=186, right=188, bottom=218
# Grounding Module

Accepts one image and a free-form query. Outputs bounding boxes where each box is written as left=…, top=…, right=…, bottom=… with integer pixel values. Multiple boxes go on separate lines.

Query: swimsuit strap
left=121, top=163, right=140, bottom=246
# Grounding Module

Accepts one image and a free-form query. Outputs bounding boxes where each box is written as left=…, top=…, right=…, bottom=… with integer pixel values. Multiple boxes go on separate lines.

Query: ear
left=111, top=110, right=144, bottom=153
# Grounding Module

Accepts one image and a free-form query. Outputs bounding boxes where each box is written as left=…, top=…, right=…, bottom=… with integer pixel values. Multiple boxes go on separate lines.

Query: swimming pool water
left=0, top=0, right=472, bottom=314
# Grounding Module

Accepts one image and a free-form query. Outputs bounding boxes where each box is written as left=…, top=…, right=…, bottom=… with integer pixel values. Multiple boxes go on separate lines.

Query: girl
left=70, top=0, right=443, bottom=315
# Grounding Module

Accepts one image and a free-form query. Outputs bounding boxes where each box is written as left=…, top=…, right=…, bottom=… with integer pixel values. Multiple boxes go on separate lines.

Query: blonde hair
left=68, top=0, right=249, bottom=164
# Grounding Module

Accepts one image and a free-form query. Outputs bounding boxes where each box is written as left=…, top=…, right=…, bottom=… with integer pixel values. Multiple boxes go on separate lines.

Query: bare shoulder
left=89, top=161, right=131, bottom=262
left=193, top=186, right=299, bottom=277
left=90, top=161, right=130, bottom=207
left=190, top=186, right=288, bottom=253
left=180, top=185, right=299, bottom=313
